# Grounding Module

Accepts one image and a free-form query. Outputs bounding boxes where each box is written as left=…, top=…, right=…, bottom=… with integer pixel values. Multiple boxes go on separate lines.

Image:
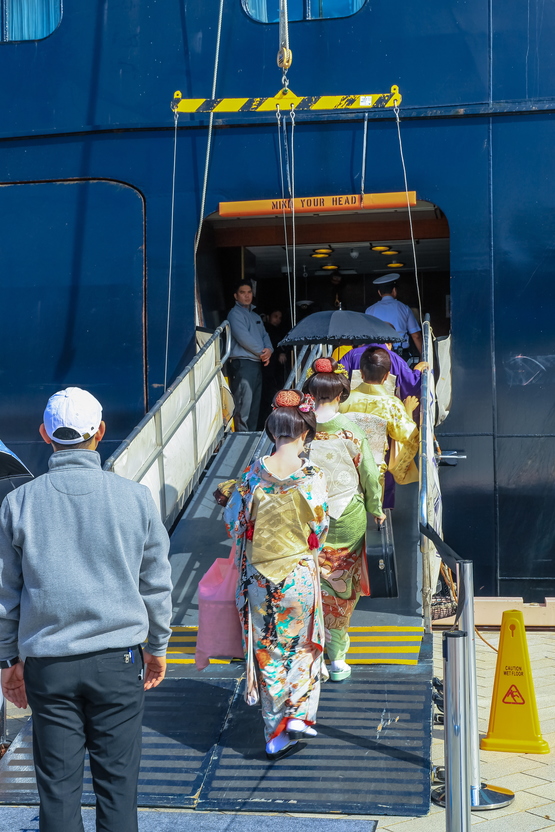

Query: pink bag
left=195, top=544, right=244, bottom=670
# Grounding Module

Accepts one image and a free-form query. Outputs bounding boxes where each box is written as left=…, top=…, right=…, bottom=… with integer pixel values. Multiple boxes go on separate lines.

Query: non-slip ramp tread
left=198, top=670, right=432, bottom=816
left=0, top=678, right=239, bottom=808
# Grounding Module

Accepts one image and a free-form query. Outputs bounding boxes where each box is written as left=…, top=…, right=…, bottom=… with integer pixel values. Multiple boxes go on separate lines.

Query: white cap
left=373, top=273, right=400, bottom=285
left=44, top=387, right=103, bottom=445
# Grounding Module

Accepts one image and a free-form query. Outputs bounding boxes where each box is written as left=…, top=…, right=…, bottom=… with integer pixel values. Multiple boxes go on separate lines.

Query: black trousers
left=25, top=646, right=145, bottom=832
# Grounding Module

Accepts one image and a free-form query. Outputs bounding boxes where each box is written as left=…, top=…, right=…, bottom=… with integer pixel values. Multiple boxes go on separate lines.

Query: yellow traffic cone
left=481, top=609, right=550, bottom=754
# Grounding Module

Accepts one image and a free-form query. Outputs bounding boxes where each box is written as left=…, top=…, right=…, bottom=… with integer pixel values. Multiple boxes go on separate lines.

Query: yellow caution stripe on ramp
left=167, top=625, right=424, bottom=666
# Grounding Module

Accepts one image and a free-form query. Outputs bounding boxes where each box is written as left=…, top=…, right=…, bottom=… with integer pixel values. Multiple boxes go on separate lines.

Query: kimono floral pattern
left=310, top=414, right=382, bottom=662
left=224, top=457, right=329, bottom=741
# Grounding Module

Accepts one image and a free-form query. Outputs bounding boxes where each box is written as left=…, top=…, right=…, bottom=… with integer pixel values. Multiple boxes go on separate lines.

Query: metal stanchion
left=458, top=560, right=515, bottom=810
left=0, top=698, right=7, bottom=746
left=432, top=631, right=471, bottom=832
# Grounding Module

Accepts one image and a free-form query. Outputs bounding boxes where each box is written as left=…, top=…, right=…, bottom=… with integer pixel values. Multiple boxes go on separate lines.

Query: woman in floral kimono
left=224, top=390, right=329, bottom=761
left=303, top=358, right=385, bottom=682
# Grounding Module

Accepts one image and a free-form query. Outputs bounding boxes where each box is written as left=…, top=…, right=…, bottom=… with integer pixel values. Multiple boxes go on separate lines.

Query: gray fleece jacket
left=0, top=450, right=172, bottom=660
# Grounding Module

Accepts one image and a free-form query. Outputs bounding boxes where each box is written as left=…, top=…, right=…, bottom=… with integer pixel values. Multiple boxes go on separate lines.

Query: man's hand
left=2, top=664, right=27, bottom=709
left=278, top=352, right=287, bottom=365
left=414, top=361, right=429, bottom=372
left=142, top=651, right=167, bottom=691
left=374, top=513, right=387, bottom=527
left=260, top=348, right=272, bottom=366
left=404, top=395, right=419, bottom=416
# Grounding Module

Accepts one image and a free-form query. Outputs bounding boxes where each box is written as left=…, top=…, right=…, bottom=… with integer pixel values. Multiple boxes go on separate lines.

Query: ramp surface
left=0, top=807, right=377, bottom=831
left=0, top=645, right=431, bottom=816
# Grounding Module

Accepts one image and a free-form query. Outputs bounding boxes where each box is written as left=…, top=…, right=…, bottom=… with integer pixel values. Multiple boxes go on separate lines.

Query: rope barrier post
left=458, top=560, right=515, bottom=811
left=432, top=631, right=471, bottom=832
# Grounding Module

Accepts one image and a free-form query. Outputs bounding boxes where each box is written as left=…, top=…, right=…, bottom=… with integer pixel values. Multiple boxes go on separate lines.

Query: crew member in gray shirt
left=227, top=280, right=273, bottom=431
left=0, top=387, right=172, bottom=832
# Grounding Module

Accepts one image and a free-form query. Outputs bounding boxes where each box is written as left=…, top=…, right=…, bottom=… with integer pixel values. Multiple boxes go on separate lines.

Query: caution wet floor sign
left=481, top=609, right=550, bottom=754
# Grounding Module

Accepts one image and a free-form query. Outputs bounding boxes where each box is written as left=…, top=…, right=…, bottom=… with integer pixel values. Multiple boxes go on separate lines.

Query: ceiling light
left=314, top=247, right=333, bottom=254
left=381, top=250, right=399, bottom=255
left=387, top=262, right=405, bottom=268
left=322, top=264, right=338, bottom=270
left=371, top=245, right=389, bottom=251
left=311, top=253, right=329, bottom=258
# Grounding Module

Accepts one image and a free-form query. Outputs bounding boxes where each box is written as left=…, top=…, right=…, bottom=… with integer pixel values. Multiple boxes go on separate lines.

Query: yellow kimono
left=339, top=382, right=419, bottom=486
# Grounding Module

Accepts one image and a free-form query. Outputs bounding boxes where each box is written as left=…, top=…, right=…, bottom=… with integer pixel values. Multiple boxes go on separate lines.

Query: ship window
left=243, top=0, right=365, bottom=23
left=1, top=0, right=61, bottom=41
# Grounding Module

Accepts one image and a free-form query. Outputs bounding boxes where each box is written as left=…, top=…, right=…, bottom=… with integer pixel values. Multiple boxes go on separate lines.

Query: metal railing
left=419, top=314, right=441, bottom=631
left=246, top=343, right=323, bottom=464
left=103, top=322, right=231, bottom=529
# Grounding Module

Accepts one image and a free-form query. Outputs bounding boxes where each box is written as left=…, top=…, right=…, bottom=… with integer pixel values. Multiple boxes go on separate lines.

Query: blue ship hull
left=1, top=0, right=553, bottom=599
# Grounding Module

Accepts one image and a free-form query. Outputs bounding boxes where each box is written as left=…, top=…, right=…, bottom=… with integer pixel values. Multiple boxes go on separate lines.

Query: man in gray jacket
left=0, top=387, right=173, bottom=832
left=227, top=280, right=273, bottom=431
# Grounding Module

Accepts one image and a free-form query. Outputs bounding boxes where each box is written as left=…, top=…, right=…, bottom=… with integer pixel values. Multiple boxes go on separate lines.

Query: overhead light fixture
left=311, top=253, right=329, bottom=259
left=387, top=262, right=405, bottom=268
left=322, top=264, right=338, bottom=270
left=381, top=250, right=399, bottom=255
left=371, top=245, right=389, bottom=251
left=349, top=249, right=359, bottom=259
left=314, top=246, right=333, bottom=254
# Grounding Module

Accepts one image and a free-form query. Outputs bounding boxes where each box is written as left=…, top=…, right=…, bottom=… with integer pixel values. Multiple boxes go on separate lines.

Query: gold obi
left=247, top=487, right=314, bottom=584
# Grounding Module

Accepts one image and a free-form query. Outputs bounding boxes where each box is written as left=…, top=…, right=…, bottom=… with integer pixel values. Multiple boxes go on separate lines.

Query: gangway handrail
left=103, top=322, right=231, bottom=528
left=418, top=314, right=437, bottom=632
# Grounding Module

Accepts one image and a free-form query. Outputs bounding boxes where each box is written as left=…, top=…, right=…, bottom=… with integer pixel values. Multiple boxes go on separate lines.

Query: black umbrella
left=278, top=309, right=403, bottom=348
left=0, top=441, right=33, bottom=480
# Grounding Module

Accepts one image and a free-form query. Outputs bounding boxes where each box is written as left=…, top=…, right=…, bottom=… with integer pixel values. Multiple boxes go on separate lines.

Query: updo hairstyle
left=303, top=357, right=350, bottom=404
left=265, top=390, right=316, bottom=444
left=360, top=347, right=392, bottom=384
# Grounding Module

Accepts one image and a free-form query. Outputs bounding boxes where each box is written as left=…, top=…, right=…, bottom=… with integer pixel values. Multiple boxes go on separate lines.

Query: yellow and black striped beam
left=171, top=85, right=402, bottom=114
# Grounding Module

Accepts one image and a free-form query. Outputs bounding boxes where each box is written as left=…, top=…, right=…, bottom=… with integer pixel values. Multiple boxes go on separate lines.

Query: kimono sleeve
left=306, top=468, right=329, bottom=548
left=356, top=435, right=384, bottom=518
left=223, top=483, right=248, bottom=539
left=388, top=400, right=420, bottom=448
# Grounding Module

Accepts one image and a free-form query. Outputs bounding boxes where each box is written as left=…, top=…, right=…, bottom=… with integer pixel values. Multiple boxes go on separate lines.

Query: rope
left=289, top=107, right=297, bottom=327
left=360, top=112, right=369, bottom=198
left=394, top=104, right=423, bottom=326
left=164, top=110, right=179, bottom=392
left=277, top=109, right=294, bottom=328
left=193, top=0, right=225, bottom=326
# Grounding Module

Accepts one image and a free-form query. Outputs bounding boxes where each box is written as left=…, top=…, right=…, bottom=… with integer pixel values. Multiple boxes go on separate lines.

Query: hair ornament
left=306, top=360, right=349, bottom=379
left=298, top=394, right=315, bottom=413
left=273, top=389, right=303, bottom=409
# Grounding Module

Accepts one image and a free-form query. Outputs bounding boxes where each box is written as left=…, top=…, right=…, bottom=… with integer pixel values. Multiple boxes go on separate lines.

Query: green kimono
left=309, top=413, right=383, bottom=662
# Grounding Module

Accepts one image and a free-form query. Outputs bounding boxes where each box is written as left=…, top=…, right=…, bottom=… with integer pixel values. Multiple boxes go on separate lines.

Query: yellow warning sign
left=481, top=610, right=550, bottom=754
left=502, top=685, right=525, bottom=705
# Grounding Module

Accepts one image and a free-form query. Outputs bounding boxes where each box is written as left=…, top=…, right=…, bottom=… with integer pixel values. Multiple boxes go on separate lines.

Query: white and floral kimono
left=224, top=457, right=329, bottom=741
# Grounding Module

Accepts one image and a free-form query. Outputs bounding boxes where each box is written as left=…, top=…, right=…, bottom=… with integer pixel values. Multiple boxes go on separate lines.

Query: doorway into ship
left=196, top=198, right=451, bottom=624
left=196, top=198, right=451, bottom=345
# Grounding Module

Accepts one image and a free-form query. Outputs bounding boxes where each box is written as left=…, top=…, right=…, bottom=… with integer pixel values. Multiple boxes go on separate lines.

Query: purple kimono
left=341, top=344, right=422, bottom=399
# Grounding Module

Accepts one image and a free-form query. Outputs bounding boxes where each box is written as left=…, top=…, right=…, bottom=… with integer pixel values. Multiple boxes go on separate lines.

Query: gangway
left=0, top=321, right=443, bottom=818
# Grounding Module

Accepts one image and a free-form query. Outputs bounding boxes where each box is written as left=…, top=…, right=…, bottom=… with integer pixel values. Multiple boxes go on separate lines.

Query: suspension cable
left=360, top=112, right=369, bottom=199
left=394, top=103, right=423, bottom=326
left=289, top=106, right=297, bottom=328
left=193, top=0, right=225, bottom=327
left=164, top=109, right=179, bottom=392
left=277, top=0, right=292, bottom=86
left=277, top=109, right=294, bottom=329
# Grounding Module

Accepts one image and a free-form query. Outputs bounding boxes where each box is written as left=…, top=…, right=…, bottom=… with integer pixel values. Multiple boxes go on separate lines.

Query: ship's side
left=0, top=0, right=554, bottom=600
